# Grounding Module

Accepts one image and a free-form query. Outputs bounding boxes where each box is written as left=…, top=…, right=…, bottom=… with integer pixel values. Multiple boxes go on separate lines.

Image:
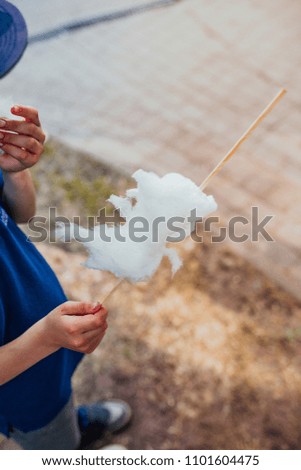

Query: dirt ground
left=2, top=140, right=301, bottom=450
left=40, top=237, right=301, bottom=451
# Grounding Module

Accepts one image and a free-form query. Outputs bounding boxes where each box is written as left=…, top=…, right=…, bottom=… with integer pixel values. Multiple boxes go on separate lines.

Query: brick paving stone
left=0, top=0, right=300, bottom=299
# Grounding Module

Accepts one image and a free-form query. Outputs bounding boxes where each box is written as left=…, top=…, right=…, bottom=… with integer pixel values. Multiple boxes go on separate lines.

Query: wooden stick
left=199, top=88, right=286, bottom=191
left=101, top=278, right=125, bottom=304
left=101, top=89, right=286, bottom=304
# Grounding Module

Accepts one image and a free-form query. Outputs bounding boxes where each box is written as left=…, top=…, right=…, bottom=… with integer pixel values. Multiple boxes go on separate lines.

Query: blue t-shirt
left=0, top=171, right=83, bottom=436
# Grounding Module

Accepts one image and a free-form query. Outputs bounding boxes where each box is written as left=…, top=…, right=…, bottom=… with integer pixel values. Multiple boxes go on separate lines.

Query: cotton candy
left=56, top=170, right=217, bottom=282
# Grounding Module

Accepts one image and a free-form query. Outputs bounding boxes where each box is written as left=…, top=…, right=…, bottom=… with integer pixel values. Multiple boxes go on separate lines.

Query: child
left=0, top=0, right=131, bottom=450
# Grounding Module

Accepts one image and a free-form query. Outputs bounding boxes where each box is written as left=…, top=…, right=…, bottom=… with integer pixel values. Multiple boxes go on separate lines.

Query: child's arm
left=0, top=301, right=108, bottom=386
left=2, top=169, right=36, bottom=223
left=0, top=105, right=45, bottom=223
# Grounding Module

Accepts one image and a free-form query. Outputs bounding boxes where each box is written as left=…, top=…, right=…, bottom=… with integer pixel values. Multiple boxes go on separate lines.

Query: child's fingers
left=0, top=132, right=43, bottom=155
left=78, top=309, right=108, bottom=334
left=88, top=334, right=107, bottom=353
left=83, top=329, right=108, bottom=354
left=0, top=119, right=45, bottom=143
left=0, top=153, right=26, bottom=172
left=60, top=301, right=104, bottom=316
left=65, top=312, right=107, bottom=339
left=60, top=302, right=108, bottom=333
left=67, top=323, right=108, bottom=354
left=82, top=322, right=108, bottom=341
left=0, top=142, right=31, bottom=162
left=11, top=105, right=41, bottom=127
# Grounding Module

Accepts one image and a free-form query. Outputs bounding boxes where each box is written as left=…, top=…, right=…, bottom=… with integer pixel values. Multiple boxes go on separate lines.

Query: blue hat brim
left=0, top=0, right=28, bottom=78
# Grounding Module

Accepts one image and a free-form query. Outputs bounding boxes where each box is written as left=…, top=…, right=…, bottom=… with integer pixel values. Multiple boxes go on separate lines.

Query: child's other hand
left=43, top=301, right=108, bottom=354
left=0, top=105, right=46, bottom=172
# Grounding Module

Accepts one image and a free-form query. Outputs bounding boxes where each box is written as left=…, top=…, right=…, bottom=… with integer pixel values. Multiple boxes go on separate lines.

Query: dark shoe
left=78, top=399, right=132, bottom=448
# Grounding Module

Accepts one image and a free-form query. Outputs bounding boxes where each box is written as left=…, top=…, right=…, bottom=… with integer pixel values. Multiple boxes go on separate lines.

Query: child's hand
left=43, top=301, right=108, bottom=354
left=0, top=105, right=46, bottom=172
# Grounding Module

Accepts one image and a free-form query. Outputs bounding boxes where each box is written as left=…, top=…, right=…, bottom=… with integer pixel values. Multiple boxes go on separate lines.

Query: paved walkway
left=1, top=0, right=300, bottom=299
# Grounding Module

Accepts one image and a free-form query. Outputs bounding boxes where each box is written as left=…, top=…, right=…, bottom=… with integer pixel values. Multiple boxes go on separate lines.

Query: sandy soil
left=37, top=235, right=301, bottom=450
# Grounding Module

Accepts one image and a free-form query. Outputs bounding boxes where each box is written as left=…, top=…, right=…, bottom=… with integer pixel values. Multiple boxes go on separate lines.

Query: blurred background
left=1, top=0, right=301, bottom=450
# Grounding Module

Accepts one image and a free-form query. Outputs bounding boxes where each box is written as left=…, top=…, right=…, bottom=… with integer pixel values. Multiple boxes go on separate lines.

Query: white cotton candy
left=56, top=170, right=217, bottom=282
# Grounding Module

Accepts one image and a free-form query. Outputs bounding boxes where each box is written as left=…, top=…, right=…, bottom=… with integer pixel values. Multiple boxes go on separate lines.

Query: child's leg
left=10, top=396, right=81, bottom=450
